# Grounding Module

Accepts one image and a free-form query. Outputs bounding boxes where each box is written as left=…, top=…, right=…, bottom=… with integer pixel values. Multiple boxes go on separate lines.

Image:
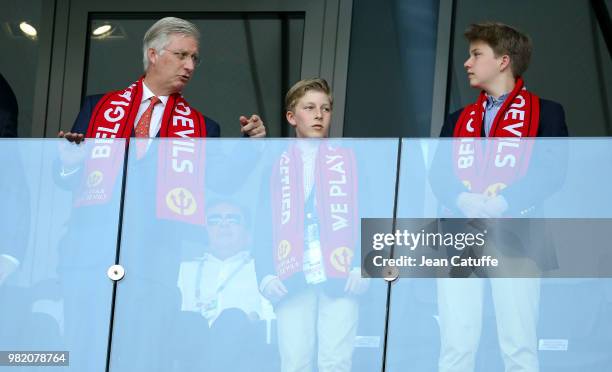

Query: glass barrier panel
left=109, top=138, right=398, bottom=372
left=0, top=138, right=125, bottom=371
left=385, top=138, right=612, bottom=371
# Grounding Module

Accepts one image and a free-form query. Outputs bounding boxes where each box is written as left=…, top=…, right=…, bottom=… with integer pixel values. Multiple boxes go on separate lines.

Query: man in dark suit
left=0, top=72, right=18, bottom=138
left=53, top=17, right=267, bottom=370
left=434, top=22, right=568, bottom=372
left=58, top=17, right=265, bottom=143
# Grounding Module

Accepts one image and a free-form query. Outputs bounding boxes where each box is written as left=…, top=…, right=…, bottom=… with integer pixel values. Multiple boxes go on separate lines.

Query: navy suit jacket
left=71, top=94, right=221, bottom=137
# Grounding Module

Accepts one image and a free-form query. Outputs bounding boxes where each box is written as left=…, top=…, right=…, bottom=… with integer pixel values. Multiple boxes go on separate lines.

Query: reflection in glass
left=253, top=139, right=397, bottom=372
left=0, top=139, right=123, bottom=372
left=111, top=138, right=396, bottom=372
left=388, top=138, right=612, bottom=371
left=176, top=199, right=271, bottom=371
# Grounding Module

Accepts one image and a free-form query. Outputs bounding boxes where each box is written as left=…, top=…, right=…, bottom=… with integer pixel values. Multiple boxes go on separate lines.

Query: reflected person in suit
left=177, top=199, right=269, bottom=372
left=53, top=17, right=267, bottom=371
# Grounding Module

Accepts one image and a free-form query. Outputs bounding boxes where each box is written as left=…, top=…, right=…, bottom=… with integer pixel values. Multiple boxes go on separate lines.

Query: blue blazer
left=71, top=94, right=221, bottom=137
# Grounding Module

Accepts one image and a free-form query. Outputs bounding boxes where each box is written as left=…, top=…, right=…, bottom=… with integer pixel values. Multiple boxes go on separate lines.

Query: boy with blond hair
left=258, top=78, right=367, bottom=372
left=284, top=78, right=334, bottom=138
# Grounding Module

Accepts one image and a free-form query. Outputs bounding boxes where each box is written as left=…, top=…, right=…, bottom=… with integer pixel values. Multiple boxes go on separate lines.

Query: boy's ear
left=499, top=54, right=511, bottom=72
left=286, top=111, right=297, bottom=127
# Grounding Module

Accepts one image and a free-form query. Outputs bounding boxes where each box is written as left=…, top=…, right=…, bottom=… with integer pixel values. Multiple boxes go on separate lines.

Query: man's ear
left=147, top=48, right=158, bottom=66
left=286, top=111, right=297, bottom=127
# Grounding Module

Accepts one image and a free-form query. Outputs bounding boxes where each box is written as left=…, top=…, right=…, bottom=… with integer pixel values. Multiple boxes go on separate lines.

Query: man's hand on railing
left=58, top=130, right=85, bottom=144
left=57, top=133, right=88, bottom=176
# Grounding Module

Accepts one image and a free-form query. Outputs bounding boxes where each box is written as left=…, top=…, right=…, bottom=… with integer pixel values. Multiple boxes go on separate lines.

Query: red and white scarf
left=75, top=78, right=207, bottom=225
left=270, top=143, right=358, bottom=281
left=85, top=77, right=206, bottom=139
left=453, top=78, right=539, bottom=138
left=452, top=78, right=539, bottom=196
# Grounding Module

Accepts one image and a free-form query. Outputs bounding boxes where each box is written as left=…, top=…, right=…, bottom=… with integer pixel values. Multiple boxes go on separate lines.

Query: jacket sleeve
left=203, top=115, right=221, bottom=138
left=71, top=94, right=104, bottom=134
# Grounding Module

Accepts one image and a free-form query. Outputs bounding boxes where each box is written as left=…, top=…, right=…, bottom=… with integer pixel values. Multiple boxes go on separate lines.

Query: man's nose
left=184, top=57, right=195, bottom=72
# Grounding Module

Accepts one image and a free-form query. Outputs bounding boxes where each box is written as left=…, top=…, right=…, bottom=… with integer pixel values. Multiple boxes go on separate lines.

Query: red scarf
left=73, top=139, right=126, bottom=207
left=76, top=78, right=207, bottom=225
left=86, top=77, right=206, bottom=139
left=154, top=138, right=206, bottom=225
left=452, top=78, right=539, bottom=196
left=270, top=143, right=358, bottom=281
left=453, top=78, right=539, bottom=138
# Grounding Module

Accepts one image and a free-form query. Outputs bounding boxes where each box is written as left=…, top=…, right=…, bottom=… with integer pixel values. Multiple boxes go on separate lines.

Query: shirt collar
left=202, top=250, right=250, bottom=263
left=486, top=92, right=509, bottom=108
left=141, top=81, right=169, bottom=106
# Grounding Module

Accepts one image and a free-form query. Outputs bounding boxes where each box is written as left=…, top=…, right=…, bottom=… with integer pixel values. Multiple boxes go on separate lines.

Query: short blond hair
left=285, top=78, right=333, bottom=112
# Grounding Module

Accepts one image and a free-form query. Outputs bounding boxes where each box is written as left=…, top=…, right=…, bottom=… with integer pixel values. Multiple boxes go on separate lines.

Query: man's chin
left=173, top=81, right=189, bottom=93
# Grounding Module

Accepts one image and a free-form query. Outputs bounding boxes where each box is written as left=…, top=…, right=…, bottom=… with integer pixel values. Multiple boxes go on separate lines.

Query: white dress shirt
left=177, top=251, right=267, bottom=326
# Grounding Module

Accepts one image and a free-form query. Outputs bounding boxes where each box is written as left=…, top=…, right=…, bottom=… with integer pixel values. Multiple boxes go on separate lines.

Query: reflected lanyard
left=194, top=254, right=252, bottom=300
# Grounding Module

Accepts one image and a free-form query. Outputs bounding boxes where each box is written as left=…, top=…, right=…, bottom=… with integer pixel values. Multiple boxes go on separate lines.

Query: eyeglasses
left=163, top=48, right=201, bottom=67
left=206, top=213, right=243, bottom=226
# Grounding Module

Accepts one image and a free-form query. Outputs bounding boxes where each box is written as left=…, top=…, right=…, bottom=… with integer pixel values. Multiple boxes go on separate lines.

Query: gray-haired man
left=59, top=17, right=266, bottom=142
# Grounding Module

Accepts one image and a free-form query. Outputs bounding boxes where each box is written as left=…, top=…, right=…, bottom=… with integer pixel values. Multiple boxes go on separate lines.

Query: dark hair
left=464, top=22, right=532, bottom=77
